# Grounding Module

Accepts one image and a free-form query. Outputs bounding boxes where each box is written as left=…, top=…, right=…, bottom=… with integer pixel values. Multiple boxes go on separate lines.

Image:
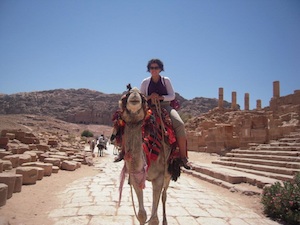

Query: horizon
left=1, top=1, right=299, bottom=109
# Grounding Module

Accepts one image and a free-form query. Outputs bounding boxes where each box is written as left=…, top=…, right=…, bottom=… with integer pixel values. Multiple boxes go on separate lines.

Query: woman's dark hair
left=147, top=58, right=164, bottom=72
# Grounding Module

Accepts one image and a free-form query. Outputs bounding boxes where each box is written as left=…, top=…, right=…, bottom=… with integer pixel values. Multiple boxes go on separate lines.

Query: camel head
left=120, top=87, right=147, bottom=123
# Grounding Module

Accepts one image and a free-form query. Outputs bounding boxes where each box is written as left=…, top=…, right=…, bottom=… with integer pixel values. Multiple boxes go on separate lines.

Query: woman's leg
left=168, top=107, right=191, bottom=169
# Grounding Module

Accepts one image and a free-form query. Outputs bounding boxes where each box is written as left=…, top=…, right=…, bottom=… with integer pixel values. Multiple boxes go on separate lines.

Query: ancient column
left=231, top=91, right=237, bottom=110
left=218, top=88, right=224, bottom=109
left=256, top=99, right=262, bottom=110
left=273, top=81, right=280, bottom=98
left=244, top=93, right=249, bottom=110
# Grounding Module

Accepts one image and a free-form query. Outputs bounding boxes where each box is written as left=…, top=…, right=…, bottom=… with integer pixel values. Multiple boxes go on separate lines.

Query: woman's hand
left=148, top=92, right=164, bottom=103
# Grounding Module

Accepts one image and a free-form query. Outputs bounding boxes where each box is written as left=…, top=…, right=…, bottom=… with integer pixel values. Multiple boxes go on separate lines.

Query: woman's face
left=149, top=63, right=161, bottom=76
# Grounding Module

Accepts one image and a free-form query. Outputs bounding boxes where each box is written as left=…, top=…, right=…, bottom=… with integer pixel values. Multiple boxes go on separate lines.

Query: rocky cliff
left=0, top=89, right=234, bottom=125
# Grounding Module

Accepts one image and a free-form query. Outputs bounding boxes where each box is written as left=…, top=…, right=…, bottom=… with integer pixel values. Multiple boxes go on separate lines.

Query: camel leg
left=149, top=178, right=164, bottom=225
left=132, top=184, right=147, bottom=225
left=162, top=187, right=168, bottom=225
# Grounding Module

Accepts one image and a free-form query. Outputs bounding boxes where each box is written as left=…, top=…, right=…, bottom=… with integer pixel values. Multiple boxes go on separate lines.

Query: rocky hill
left=0, top=89, right=234, bottom=125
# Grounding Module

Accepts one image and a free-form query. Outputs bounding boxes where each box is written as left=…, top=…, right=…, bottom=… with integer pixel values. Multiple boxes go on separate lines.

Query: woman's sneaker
left=181, top=157, right=191, bottom=170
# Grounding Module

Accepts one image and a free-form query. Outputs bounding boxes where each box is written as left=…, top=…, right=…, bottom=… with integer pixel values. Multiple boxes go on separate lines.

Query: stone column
left=273, top=81, right=280, bottom=98
left=244, top=93, right=249, bottom=110
left=231, top=91, right=237, bottom=110
left=256, top=99, right=262, bottom=110
left=218, top=88, right=224, bottom=109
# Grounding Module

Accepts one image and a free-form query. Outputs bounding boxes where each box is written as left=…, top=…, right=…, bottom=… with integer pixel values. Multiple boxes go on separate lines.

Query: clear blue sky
left=1, top=0, right=299, bottom=109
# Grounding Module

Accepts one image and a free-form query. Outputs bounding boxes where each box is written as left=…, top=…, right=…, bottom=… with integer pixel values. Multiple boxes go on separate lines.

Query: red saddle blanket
left=112, top=108, right=179, bottom=165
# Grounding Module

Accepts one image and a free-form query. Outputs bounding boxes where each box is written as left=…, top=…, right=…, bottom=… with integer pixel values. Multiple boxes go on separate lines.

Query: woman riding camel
left=114, top=58, right=191, bottom=170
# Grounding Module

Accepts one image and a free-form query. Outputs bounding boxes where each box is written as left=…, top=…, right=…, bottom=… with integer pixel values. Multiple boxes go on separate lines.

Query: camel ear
left=120, top=94, right=127, bottom=110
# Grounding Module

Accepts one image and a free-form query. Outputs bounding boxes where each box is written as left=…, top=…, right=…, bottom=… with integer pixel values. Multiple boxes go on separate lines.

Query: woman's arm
left=162, top=76, right=175, bottom=101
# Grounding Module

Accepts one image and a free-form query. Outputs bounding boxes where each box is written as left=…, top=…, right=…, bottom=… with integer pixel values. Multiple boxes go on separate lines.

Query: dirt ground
left=0, top=115, right=266, bottom=224
left=0, top=161, right=99, bottom=225
left=0, top=152, right=265, bottom=225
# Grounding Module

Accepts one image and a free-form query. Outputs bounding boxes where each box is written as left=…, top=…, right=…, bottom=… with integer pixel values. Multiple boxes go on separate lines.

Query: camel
left=118, top=87, right=174, bottom=225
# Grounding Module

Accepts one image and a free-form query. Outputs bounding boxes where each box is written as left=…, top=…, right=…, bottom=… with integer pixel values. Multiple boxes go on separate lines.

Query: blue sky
left=1, top=0, right=299, bottom=109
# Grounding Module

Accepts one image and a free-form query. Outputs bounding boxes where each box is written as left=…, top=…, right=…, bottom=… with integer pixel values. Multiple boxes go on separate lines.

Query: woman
left=139, top=58, right=191, bottom=170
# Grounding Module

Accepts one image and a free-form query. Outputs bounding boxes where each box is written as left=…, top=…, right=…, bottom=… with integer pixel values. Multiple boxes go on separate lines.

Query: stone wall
left=186, top=81, right=300, bottom=154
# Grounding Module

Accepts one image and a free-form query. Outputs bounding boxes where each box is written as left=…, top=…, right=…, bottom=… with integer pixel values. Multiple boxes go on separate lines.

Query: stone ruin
left=0, top=129, right=95, bottom=207
left=186, top=81, right=300, bottom=155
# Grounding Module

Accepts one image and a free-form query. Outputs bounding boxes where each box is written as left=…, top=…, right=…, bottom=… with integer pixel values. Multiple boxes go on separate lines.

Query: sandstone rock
left=85, top=156, right=94, bottom=166
left=16, top=154, right=32, bottom=165
left=61, top=160, right=77, bottom=171
left=39, top=152, right=50, bottom=162
left=0, top=151, right=11, bottom=159
left=36, top=144, right=50, bottom=152
left=21, top=162, right=52, bottom=176
left=13, top=174, right=23, bottom=192
left=3, top=155, right=19, bottom=168
left=0, top=173, right=16, bottom=199
left=16, top=146, right=30, bottom=154
left=23, top=151, right=37, bottom=162
left=16, top=167, right=38, bottom=185
left=0, top=137, right=8, bottom=149
left=0, top=160, right=12, bottom=171
left=52, top=166, right=59, bottom=173
left=47, top=154, right=69, bottom=162
left=28, top=144, right=37, bottom=150
left=47, top=138, right=58, bottom=147
left=31, top=150, right=44, bottom=158
left=44, top=158, right=61, bottom=167
left=5, top=132, right=15, bottom=140
left=0, top=184, right=8, bottom=207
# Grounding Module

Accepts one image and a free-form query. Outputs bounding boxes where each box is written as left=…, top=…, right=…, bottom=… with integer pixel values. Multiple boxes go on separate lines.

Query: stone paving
left=48, top=145, right=280, bottom=225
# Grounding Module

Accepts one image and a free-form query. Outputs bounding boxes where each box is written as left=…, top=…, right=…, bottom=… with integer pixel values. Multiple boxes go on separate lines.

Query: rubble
left=0, top=129, right=95, bottom=207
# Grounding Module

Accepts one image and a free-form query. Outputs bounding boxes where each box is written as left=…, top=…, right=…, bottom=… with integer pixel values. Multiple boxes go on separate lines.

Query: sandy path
left=0, top=160, right=100, bottom=225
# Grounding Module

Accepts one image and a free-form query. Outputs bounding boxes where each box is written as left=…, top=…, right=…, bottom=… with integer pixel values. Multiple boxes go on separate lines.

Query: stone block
left=21, top=162, right=52, bottom=176
left=13, top=174, right=23, bottom=193
left=5, top=133, right=15, bottom=140
left=35, top=167, right=45, bottom=180
left=23, top=151, right=38, bottom=162
left=0, top=173, right=16, bottom=199
left=44, top=158, right=61, bottom=167
left=16, top=167, right=38, bottom=185
left=16, top=154, right=32, bottom=165
left=52, top=166, right=59, bottom=173
left=61, top=160, right=77, bottom=171
left=19, top=136, right=37, bottom=145
left=3, top=155, right=19, bottom=168
left=0, top=160, right=12, bottom=171
left=0, top=151, right=11, bottom=159
left=0, top=137, right=9, bottom=146
left=47, top=139, right=58, bottom=147
left=36, top=144, right=50, bottom=152
left=38, top=153, right=49, bottom=162
left=0, top=183, right=8, bottom=207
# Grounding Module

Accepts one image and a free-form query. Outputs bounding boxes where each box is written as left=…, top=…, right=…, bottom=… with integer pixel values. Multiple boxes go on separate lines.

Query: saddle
left=112, top=107, right=181, bottom=181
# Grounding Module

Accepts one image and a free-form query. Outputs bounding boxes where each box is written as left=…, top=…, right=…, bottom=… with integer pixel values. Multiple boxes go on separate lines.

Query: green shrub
left=261, top=172, right=300, bottom=225
left=81, top=130, right=94, bottom=137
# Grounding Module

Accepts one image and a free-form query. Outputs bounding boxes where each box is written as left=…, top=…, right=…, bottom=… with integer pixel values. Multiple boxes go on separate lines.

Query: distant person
left=90, top=140, right=95, bottom=152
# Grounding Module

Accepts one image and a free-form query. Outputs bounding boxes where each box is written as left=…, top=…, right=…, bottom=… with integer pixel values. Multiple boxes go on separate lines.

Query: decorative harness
left=113, top=92, right=180, bottom=207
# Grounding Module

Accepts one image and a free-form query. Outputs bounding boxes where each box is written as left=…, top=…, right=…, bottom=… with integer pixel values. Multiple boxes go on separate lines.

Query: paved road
left=48, top=144, right=279, bottom=225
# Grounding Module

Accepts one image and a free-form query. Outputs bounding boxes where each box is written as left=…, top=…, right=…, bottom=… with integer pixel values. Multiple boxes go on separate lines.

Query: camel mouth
left=128, top=99, right=141, bottom=105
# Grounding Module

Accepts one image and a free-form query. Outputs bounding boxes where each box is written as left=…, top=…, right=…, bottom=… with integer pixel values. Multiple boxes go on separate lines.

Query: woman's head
left=147, top=58, right=164, bottom=72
